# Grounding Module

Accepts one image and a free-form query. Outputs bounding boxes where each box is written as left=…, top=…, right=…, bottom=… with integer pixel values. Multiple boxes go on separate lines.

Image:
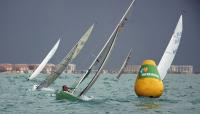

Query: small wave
left=80, top=95, right=94, bottom=101
left=32, top=84, right=38, bottom=91
left=41, top=87, right=55, bottom=92
left=31, top=84, right=55, bottom=92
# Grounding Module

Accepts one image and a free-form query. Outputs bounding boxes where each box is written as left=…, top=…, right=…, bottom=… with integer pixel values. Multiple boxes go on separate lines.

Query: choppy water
left=0, top=73, right=200, bottom=114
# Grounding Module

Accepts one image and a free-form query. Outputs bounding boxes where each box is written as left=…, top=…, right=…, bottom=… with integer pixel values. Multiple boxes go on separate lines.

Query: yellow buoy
left=134, top=59, right=164, bottom=98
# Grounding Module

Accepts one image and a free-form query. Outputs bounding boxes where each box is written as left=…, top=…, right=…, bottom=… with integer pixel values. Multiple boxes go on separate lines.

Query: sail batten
left=28, top=39, right=60, bottom=80
left=36, top=24, right=94, bottom=90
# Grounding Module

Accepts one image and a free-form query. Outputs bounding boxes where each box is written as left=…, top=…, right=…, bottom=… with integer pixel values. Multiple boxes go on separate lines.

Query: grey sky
left=0, top=0, right=199, bottom=71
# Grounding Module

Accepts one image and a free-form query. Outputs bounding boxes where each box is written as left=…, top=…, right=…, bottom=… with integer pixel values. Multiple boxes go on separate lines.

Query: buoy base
left=134, top=77, right=164, bottom=98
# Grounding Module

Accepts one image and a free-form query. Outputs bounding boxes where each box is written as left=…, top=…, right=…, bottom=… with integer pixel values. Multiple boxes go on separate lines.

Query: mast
left=79, top=28, right=120, bottom=96
left=76, top=0, right=135, bottom=96
left=116, top=49, right=132, bottom=79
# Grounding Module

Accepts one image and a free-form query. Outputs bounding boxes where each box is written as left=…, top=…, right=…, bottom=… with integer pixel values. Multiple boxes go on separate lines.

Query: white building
left=66, top=64, right=76, bottom=73
left=169, top=65, right=193, bottom=74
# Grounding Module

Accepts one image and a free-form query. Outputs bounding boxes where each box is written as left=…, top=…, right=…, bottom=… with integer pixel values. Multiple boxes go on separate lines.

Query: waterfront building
left=120, top=65, right=193, bottom=74
left=0, top=64, right=14, bottom=72
left=169, top=65, right=193, bottom=74
left=124, top=65, right=140, bottom=73
left=28, top=64, right=39, bottom=71
left=74, top=70, right=87, bottom=74
left=65, top=64, right=76, bottom=73
left=15, top=64, right=29, bottom=73
left=43, top=64, right=56, bottom=74
left=0, top=64, right=194, bottom=74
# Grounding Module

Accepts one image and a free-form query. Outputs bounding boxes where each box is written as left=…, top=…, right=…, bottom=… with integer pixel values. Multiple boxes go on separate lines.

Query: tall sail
left=78, top=28, right=119, bottom=96
left=71, top=28, right=120, bottom=94
left=72, top=0, right=135, bottom=96
left=36, top=24, right=94, bottom=90
left=157, top=15, right=183, bottom=80
left=116, top=49, right=132, bottom=79
left=28, top=39, right=60, bottom=80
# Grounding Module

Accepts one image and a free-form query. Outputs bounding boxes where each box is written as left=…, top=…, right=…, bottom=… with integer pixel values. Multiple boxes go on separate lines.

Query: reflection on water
left=135, top=97, right=161, bottom=109
left=136, top=103, right=160, bottom=109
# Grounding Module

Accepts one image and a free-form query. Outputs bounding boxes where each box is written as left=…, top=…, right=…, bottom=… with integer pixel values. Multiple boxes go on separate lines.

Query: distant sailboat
left=36, top=24, right=94, bottom=90
left=116, top=49, right=132, bottom=79
left=56, top=0, right=135, bottom=100
left=28, top=39, right=60, bottom=80
left=157, top=15, right=183, bottom=80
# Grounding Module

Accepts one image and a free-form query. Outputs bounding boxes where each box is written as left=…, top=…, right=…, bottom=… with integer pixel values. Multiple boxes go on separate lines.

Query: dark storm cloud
left=0, top=0, right=199, bottom=71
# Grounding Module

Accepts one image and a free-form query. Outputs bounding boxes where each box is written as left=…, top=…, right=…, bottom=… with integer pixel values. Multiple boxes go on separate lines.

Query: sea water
left=0, top=73, right=200, bottom=114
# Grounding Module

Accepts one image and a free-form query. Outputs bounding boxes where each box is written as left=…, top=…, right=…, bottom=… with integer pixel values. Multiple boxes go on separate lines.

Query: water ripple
left=0, top=73, right=200, bottom=114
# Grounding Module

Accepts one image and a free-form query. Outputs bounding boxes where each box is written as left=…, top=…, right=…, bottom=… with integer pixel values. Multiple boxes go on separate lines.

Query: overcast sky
left=0, top=0, right=199, bottom=71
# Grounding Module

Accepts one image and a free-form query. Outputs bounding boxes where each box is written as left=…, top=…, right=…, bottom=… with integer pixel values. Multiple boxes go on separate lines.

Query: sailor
left=62, top=85, right=70, bottom=92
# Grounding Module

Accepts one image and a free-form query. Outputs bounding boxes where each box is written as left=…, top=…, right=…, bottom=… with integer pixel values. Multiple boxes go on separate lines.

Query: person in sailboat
left=62, top=85, right=70, bottom=92
left=62, top=85, right=74, bottom=92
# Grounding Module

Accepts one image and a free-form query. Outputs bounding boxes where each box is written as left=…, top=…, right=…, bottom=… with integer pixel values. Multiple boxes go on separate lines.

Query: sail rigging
left=28, top=39, right=60, bottom=80
left=116, top=49, right=132, bottom=79
left=71, top=0, right=135, bottom=97
left=71, top=27, right=120, bottom=94
left=36, top=24, right=94, bottom=90
left=157, top=15, right=183, bottom=80
left=78, top=27, right=119, bottom=96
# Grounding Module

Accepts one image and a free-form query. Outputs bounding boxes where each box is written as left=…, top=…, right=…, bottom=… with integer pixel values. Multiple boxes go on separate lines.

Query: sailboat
left=157, top=15, right=183, bottom=80
left=36, top=24, right=94, bottom=90
left=116, top=49, right=132, bottom=79
left=28, top=39, right=60, bottom=80
left=56, top=0, right=135, bottom=101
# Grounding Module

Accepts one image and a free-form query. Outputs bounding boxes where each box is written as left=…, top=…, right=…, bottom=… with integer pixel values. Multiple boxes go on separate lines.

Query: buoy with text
left=134, top=60, right=164, bottom=98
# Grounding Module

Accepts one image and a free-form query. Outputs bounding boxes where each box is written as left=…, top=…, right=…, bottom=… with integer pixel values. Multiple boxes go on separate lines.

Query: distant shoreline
left=0, top=71, right=197, bottom=75
left=0, top=64, right=194, bottom=74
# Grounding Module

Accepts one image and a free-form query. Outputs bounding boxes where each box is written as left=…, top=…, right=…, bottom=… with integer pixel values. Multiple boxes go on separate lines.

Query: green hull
left=56, top=91, right=81, bottom=101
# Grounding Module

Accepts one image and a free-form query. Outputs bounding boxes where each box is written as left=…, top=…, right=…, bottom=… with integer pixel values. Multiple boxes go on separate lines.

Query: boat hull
left=56, top=91, right=80, bottom=101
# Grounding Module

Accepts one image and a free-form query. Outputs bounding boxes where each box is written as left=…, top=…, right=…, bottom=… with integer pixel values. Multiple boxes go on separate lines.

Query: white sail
left=116, top=49, right=132, bottom=79
left=28, top=39, right=60, bottom=80
left=36, top=24, right=94, bottom=90
left=157, top=15, right=183, bottom=80
left=72, top=0, right=135, bottom=96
